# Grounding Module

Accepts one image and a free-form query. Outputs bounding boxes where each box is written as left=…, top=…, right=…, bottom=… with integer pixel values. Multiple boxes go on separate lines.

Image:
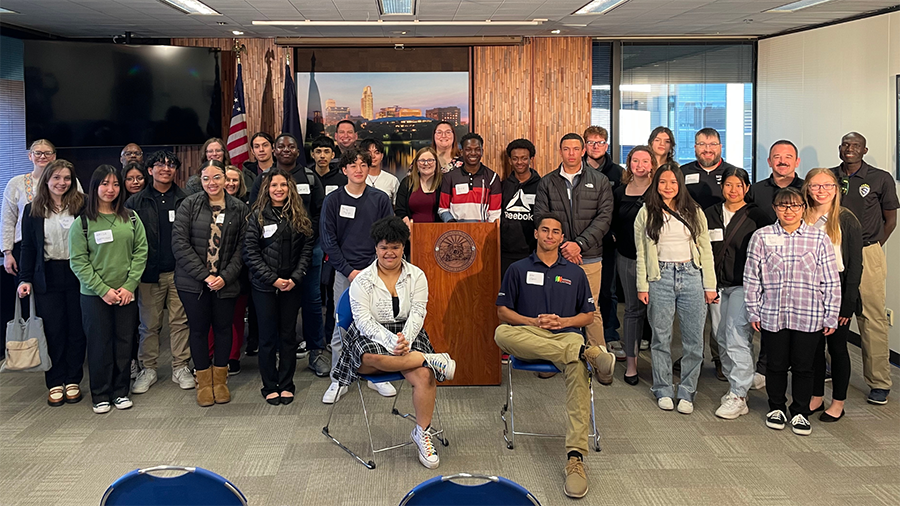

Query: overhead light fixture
left=378, top=0, right=416, bottom=16
left=0, top=7, right=20, bottom=14
left=574, top=0, right=630, bottom=15
left=157, top=0, right=220, bottom=15
left=232, top=30, right=244, bottom=35
left=254, top=19, right=545, bottom=27
left=766, top=0, right=835, bottom=12
left=551, top=29, right=561, bottom=34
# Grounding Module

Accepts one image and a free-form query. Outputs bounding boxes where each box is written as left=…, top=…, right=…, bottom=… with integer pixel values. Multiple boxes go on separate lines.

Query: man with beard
left=680, top=128, right=740, bottom=210
left=120, top=143, right=143, bottom=169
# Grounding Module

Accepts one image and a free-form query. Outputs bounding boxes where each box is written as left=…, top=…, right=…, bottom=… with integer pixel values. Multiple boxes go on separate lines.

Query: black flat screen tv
left=24, top=41, right=221, bottom=148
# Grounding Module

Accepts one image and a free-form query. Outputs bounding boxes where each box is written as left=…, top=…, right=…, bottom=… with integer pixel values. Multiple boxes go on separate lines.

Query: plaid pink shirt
left=744, top=221, right=841, bottom=332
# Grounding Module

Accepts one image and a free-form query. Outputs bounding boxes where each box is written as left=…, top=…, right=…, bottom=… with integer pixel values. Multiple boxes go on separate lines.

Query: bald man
left=121, top=143, right=144, bottom=168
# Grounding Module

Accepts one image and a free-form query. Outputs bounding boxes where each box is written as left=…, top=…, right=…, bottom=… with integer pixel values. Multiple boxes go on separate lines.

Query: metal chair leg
left=589, top=376, right=601, bottom=452
left=358, top=381, right=378, bottom=468
left=501, top=361, right=516, bottom=449
left=322, top=386, right=377, bottom=469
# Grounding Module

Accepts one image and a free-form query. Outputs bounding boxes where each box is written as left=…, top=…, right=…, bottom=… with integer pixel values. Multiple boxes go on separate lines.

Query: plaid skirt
left=333, top=321, right=434, bottom=387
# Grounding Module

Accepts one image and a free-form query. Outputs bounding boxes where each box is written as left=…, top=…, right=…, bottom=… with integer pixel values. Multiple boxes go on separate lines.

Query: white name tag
left=523, top=194, right=535, bottom=205
left=215, top=213, right=225, bottom=224
left=765, top=235, right=785, bottom=247
left=168, top=209, right=176, bottom=222
left=325, top=185, right=338, bottom=195
left=709, top=228, right=724, bottom=242
left=263, top=224, right=277, bottom=239
left=59, top=216, right=74, bottom=229
left=296, top=183, right=310, bottom=195
left=585, top=183, right=594, bottom=189
left=455, top=183, right=469, bottom=195
left=94, top=229, right=114, bottom=244
left=339, top=205, right=356, bottom=219
left=526, top=271, right=544, bottom=286
left=685, top=173, right=700, bottom=184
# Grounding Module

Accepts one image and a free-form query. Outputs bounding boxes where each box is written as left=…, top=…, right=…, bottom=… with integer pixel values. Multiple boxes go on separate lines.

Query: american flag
left=227, top=62, right=249, bottom=168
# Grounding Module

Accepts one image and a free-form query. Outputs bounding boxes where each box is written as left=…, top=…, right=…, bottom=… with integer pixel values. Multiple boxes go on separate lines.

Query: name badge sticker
left=765, top=235, right=785, bottom=247
left=168, top=209, right=176, bottom=222
left=455, top=183, right=470, bottom=195
left=94, top=229, right=114, bottom=244
left=709, top=228, right=724, bottom=242
left=523, top=194, right=536, bottom=205
left=685, top=173, right=700, bottom=184
left=325, top=185, right=338, bottom=195
left=526, top=271, right=544, bottom=286
left=59, top=216, right=74, bottom=229
left=297, top=183, right=310, bottom=195
left=339, top=205, right=356, bottom=219
left=263, top=224, right=277, bottom=239
left=215, top=213, right=225, bottom=224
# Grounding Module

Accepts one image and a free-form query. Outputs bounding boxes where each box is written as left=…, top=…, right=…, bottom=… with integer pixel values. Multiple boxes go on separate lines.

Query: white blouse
left=44, top=210, right=76, bottom=261
left=1, top=173, right=35, bottom=251
left=349, top=259, right=428, bottom=352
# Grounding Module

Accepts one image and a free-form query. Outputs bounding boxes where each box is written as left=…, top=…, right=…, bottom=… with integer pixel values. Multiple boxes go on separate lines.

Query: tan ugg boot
left=212, top=366, right=231, bottom=404
left=195, top=368, right=214, bottom=407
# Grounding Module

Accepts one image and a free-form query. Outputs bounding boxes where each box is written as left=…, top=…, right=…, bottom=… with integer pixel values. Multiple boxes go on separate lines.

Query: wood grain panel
left=410, top=222, right=501, bottom=386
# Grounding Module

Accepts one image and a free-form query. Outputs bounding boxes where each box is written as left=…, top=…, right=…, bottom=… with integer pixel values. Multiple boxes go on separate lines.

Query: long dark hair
left=648, top=126, right=676, bottom=163
left=83, top=165, right=129, bottom=222
left=30, top=159, right=84, bottom=218
left=644, top=163, right=701, bottom=243
left=252, top=169, right=312, bottom=236
left=121, top=161, right=149, bottom=197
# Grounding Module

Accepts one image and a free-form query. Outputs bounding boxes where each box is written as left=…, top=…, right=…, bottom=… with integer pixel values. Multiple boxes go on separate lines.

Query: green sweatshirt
left=68, top=212, right=148, bottom=297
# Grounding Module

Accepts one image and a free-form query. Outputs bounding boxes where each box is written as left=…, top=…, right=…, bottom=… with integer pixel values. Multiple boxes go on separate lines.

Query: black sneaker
left=228, top=359, right=241, bottom=376
left=765, top=409, right=787, bottom=430
left=296, top=341, right=309, bottom=360
left=790, top=414, right=811, bottom=435
left=867, top=388, right=889, bottom=405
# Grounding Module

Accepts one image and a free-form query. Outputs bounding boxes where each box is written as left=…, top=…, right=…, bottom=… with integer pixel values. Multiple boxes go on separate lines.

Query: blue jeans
left=710, top=286, right=754, bottom=397
left=299, top=244, right=325, bottom=351
left=600, top=246, right=620, bottom=342
left=648, top=261, right=706, bottom=402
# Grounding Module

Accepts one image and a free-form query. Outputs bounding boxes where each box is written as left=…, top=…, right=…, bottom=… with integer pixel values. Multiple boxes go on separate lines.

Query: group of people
left=1, top=120, right=897, bottom=497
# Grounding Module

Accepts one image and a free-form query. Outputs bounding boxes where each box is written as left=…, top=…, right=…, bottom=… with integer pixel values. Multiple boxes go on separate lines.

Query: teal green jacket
left=69, top=212, right=148, bottom=297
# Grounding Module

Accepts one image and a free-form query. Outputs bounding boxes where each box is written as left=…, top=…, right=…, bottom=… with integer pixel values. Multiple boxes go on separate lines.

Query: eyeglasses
left=206, top=148, right=224, bottom=154
left=808, top=183, right=836, bottom=191
left=417, top=159, right=436, bottom=165
left=434, top=131, right=453, bottom=137
left=775, top=203, right=806, bottom=212
left=123, top=151, right=142, bottom=157
left=695, top=142, right=721, bottom=148
left=201, top=175, right=224, bottom=182
left=153, top=162, right=177, bottom=169
left=585, top=140, right=607, bottom=147
left=31, top=151, right=55, bottom=158
left=125, top=176, right=145, bottom=183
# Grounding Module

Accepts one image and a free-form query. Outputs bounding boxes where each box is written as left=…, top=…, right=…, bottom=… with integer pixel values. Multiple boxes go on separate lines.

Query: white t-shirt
left=366, top=170, right=401, bottom=205
left=656, top=213, right=692, bottom=262
left=813, top=213, right=845, bottom=272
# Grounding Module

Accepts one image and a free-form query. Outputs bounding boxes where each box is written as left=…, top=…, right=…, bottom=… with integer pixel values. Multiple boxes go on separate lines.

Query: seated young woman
left=332, top=216, right=456, bottom=470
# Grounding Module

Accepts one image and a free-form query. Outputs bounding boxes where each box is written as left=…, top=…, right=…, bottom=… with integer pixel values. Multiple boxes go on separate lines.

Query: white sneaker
left=92, top=402, right=111, bottom=414
left=411, top=425, right=440, bottom=469
left=131, top=368, right=157, bottom=394
left=607, top=341, right=626, bottom=361
left=367, top=380, right=397, bottom=397
left=322, top=382, right=348, bottom=404
left=130, top=360, right=140, bottom=379
left=113, top=397, right=133, bottom=410
left=640, top=339, right=650, bottom=351
left=172, top=366, right=195, bottom=390
left=751, top=373, right=766, bottom=390
left=658, top=397, right=674, bottom=411
left=677, top=399, right=694, bottom=414
left=422, top=353, right=457, bottom=382
left=716, top=392, right=748, bottom=419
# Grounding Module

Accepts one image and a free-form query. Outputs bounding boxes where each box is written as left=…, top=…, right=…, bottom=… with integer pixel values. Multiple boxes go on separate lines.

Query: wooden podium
left=410, top=222, right=501, bottom=386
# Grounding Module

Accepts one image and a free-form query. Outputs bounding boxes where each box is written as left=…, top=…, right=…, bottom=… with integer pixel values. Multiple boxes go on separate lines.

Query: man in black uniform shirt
left=680, top=128, right=740, bottom=210
left=746, top=140, right=804, bottom=224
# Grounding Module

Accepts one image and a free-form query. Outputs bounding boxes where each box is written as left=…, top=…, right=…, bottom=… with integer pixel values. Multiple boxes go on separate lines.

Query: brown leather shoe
left=195, top=368, right=214, bottom=407
left=47, top=386, right=65, bottom=407
left=64, top=384, right=82, bottom=404
left=212, top=366, right=231, bottom=404
left=564, top=457, right=588, bottom=498
left=583, top=346, right=615, bottom=385
left=535, top=372, right=558, bottom=379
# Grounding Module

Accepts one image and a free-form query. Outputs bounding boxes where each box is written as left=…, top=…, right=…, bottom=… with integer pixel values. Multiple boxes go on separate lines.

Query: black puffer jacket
left=533, top=163, right=613, bottom=259
left=704, top=203, right=768, bottom=288
left=125, top=185, right=187, bottom=283
left=243, top=205, right=314, bottom=292
left=172, top=192, right=249, bottom=298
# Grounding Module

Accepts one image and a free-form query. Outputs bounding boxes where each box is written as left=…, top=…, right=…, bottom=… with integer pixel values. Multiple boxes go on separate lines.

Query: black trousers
left=813, top=323, right=851, bottom=401
left=36, top=261, right=86, bottom=389
left=762, top=328, right=819, bottom=418
left=81, top=294, right=137, bottom=404
left=179, top=289, right=236, bottom=370
left=253, top=288, right=303, bottom=396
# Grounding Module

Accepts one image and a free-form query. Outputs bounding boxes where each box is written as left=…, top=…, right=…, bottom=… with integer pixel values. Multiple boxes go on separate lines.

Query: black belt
left=863, top=241, right=879, bottom=247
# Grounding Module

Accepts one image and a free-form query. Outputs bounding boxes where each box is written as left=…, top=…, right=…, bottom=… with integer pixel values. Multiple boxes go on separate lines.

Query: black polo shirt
left=832, top=161, right=900, bottom=244
left=681, top=159, right=739, bottom=210
left=746, top=174, right=804, bottom=224
left=151, top=186, right=177, bottom=273
left=496, top=252, right=595, bottom=335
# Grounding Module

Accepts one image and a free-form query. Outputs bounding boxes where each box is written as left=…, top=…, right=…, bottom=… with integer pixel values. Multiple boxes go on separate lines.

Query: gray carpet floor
left=1, top=319, right=898, bottom=506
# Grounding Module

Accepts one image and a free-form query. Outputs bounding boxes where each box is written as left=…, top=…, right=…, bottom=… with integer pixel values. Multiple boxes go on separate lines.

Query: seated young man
left=494, top=213, right=615, bottom=500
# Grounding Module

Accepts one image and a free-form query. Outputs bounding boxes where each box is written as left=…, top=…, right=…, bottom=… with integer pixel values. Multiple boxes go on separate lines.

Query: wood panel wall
left=474, top=37, right=592, bottom=178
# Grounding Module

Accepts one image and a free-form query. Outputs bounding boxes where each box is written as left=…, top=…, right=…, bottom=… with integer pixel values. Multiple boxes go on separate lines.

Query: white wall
left=758, top=11, right=900, bottom=356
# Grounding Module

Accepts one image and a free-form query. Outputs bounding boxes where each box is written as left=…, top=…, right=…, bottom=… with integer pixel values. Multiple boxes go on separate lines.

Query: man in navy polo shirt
left=494, top=213, right=615, bottom=499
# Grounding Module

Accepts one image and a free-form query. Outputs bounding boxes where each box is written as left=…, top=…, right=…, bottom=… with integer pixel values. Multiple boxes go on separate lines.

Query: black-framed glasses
left=31, top=150, right=55, bottom=158
left=695, top=142, right=721, bottom=148
left=123, top=150, right=142, bottom=157
left=808, top=183, right=837, bottom=191
left=153, top=162, right=177, bottom=169
left=775, top=203, right=806, bottom=212
left=586, top=140, right=607, bottom=147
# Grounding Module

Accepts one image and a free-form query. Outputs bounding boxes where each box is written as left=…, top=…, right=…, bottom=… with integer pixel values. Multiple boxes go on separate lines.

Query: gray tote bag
left=2, top=295, right=51, bottom=372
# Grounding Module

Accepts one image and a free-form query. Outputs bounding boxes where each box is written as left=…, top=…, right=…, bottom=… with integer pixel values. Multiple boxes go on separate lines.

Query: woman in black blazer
left=17, top=159, right=86, bottom=407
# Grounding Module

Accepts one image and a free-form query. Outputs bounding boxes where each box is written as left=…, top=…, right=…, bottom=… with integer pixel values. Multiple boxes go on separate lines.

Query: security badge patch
left=859, top=184, right=871, bottom=197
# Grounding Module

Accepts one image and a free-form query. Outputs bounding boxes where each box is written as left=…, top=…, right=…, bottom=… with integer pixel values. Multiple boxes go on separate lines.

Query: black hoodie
left=704, top=202, right=769, bottom=288
left=500, top=168, right=542, bottom=260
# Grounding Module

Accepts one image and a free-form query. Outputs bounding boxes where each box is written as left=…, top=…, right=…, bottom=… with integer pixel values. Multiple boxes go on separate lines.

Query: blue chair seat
left=509, top=357, right=561, bottom=374
left=100, top=466, right=247, bottom=505
left=400, top=473, right=541, bottom=505
left=361, top=372, right=405, bottom=383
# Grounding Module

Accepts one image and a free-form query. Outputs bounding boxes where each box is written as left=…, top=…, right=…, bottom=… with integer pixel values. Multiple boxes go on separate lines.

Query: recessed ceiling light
left=551, top=29, right=561, bottom=34
left=766, top=0, right=836, bottom=12
left=0, top=7, right=20, bottom=14
left=378, top=0, right=416, bottom=16
left=232, top=30, right=244, bottom=35
left=157, top=0, right=220, bottom=16
left=253, top=19, right=545, bottom=26
left=573, top=0, right=630, bottom=15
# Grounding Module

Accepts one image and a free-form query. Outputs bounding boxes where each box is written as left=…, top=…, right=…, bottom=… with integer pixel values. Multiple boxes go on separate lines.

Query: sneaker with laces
left=307, top=350, right=331, bottom=377
left=716, top=392, right=749, bottom=419
left=92, top=402, right=111, bottom=414
left=564, top=456, right=588, bottom=498
left=607, top=340, right=626, bottom=361
left=367, top=380, right=397, bottom=397
left=130, top=360, right=140, bottom=380
left=640, top=339, right=650, bottom=351
left=131, top=368, right=157, bottom=394
left=790, top=414, right=811, bottom=435
left=322, top=381, right=348, bottom=404
left=172, top=366, right=195, bottom=390
left=583, top=346, right=615, bottom=385
left=113, top=397, right=133, bottom=410
left=422, top=353, right=456, bottom=382
left=411, top=425, right=440, bottom=469
left=751, top=372, right=766, bottom=390
left=677, top=399, right=694, bottom=414
left=296, top=340, right=309, bottom=359
left=227, top=359, right=241, bottom=376
left=766, top=409, right=787, bottom=430
left=657, top=397, right=674, bottom=411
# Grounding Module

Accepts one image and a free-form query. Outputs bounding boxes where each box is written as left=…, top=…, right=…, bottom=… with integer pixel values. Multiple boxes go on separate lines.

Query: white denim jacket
left=349, top=259, right=428, bottom=351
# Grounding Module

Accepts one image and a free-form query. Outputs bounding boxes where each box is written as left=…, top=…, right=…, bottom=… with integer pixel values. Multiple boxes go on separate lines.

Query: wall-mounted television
left=24, top=41, right=222, bottom=148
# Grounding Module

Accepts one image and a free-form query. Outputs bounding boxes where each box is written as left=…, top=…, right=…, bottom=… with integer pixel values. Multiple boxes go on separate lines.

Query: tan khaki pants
left=494, top=324, right=591, bottom=455
left=137, top=271, right=191, bottom=370
left=580, top=261, right=606, bottom=348
left=858, top=244, right=892, bottom=390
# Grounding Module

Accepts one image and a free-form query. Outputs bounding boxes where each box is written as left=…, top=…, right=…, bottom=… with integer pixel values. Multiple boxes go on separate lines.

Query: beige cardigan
left=634, top=206, right=717, bottom=293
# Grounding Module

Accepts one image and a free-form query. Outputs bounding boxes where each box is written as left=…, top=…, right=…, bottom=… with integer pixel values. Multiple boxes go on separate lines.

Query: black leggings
left=812, top=323, right=851, bottom=401
left=179, top=289, right=236, bottom=370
